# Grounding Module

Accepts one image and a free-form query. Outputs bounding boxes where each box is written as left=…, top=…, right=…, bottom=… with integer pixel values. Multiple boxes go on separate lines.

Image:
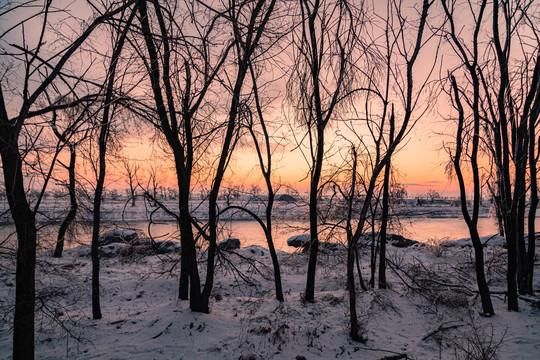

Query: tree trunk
left=347, top=245, right=360, bottom=341
left=1, top=141, right=37, bottom=359
left=506, top=228, right=519, bottom=311
left=369, top=216, right=377, bottom=288
left=91, top=117, right=108, bottom=319
left=305, top=128, right=324, bottom=302
left=54, top=147, right=77, bottom=258
left=526, top=131, right=538, bottom=295
left=450, top=75, right=494, bottom=316
left=354, top=246, right=367, bottom=291
left=517, top=188, right=528, bottom=295
left=526, top=191, right=537, bottom=295
left=470, top=228, right=495, bottom=315
left=266, top=194, right=284, bottom=301
left=176, top=166, right=202, bottom=310
left=1, top=88, right=37, bottom=360
left=379, top=161, right=391, bottom=289
left=90, top=2, right=137, bottom=320
left=248, top=60, right=284, bottom=302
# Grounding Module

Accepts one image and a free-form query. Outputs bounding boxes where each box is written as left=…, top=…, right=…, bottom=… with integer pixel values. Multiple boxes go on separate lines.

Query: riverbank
left=1, top=239, right=539, bottom=359
left=0, top=197, right=493, bottom=225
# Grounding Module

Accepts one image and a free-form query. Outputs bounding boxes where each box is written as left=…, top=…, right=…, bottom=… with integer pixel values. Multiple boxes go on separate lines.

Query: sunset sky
left=119, top=110, right=457, bottom=198
left=1, top=0, right=478, bottom=198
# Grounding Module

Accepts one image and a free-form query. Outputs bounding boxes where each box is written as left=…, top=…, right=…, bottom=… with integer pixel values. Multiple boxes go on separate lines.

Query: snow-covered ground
left=1, top=237, right=539, bottom=359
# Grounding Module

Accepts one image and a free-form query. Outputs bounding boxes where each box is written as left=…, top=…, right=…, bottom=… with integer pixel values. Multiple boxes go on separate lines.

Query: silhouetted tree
left=50, top=104, right=91, bottom=257
left=440, top=0, right=496, bottom=316
left=121, top=158, right=140, bottom=207
left=344, top=0, right=433, bottom=340
left=90, top=2, right=139, bottom=320
left=0, top=1, right=135, bottom=357
left=136, top=0, right=277, bottom=312
left=287, top=0, right=367, bottom=303
left=200, top=0, right=278, bottom=313
left=221, top=54, right=288, bottom=301
left=441, top=0, right=540, bottom=310
left=135, top=0, right=232, bottom=310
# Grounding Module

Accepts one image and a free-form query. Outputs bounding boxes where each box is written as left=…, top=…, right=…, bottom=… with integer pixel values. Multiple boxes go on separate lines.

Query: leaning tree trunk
left=451, top=75, right=495, bottom=316
left=265, top=193, right=284, bottom=301
left=54, top=147, right=78, bottom=257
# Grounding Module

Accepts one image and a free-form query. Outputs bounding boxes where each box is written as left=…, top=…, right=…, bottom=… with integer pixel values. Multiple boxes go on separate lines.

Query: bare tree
left=90, top=2, right=138, bottom=320
left=50, top=103, right=91, bottom=257
left=378, top=139, right=392, bottom=289
left=145, top=161, right=165, bottom=204
left=134, top=0, right=234, bottom=311
left=287, top=0, right=367, bottom=303
left=440, top=0, right=495, bottom=316
left=134, top=0, right=278, bottom=312
left=0, top=1, right=135, bottom=357
left=221, top=55, right=287, bottom=301
left=343, top=0, right=433, bottom=341
left=121, top=158, right=140, bottom=207
left=441, top=0, right=540, bottom=310
left=487, top=0, right=540, bottom=305
left=199, top=0, right=278, bottom=313
left=449, top=73, right=495, bottom=316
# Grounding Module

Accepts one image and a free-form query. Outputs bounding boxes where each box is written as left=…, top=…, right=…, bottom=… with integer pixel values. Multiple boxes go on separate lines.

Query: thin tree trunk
left=54, top=147, right=77, bottom=257
left=91, top=4, right=137, bottom=320
left=506, top=227, right=519, bottom=310
left=526, top=55, right=540, bottom=295
left=527, top=137, right=538, bottom=295
left=492, top=0, right=519, bottom=312
left=306, top=129, right=324, bottom=302
left=517, top=186, right=528, bottom=295
left=347, top=146, right=362, bottom=340
left=347, top=245, right=360, bottom=341
left=266, top=192, right=284, bottom=301
left=201, top=0, right=276, bottom=311
left=250, top=62, right=284, bottom=302
left=450, top=75, right=495, bottom=316
left=369, top=212, right=377, bottom=288
left=354, top=247, right=367, bottom=291
left=379, top=160, right=391, bottom=289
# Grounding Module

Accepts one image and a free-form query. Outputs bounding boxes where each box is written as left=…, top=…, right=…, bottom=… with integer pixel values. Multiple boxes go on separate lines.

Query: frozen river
left=2, top=216, right=539, bottom=252
left=127, top=216, right=511, bottom=251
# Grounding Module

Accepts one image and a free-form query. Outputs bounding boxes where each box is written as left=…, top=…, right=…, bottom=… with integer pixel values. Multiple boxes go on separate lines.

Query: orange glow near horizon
left=104, top=114, right=461, bottom=199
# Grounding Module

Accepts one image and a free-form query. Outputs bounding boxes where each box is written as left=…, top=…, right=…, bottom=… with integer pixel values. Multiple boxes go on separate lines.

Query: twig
left=151, top=322, right=173, bottom=339
left=422, top=322, right=463, bottom=341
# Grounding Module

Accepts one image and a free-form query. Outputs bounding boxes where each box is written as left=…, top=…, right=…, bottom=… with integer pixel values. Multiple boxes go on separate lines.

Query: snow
left=441, top=234, right=507, bottom=248
left=1, top=237, right=540, bottom=359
